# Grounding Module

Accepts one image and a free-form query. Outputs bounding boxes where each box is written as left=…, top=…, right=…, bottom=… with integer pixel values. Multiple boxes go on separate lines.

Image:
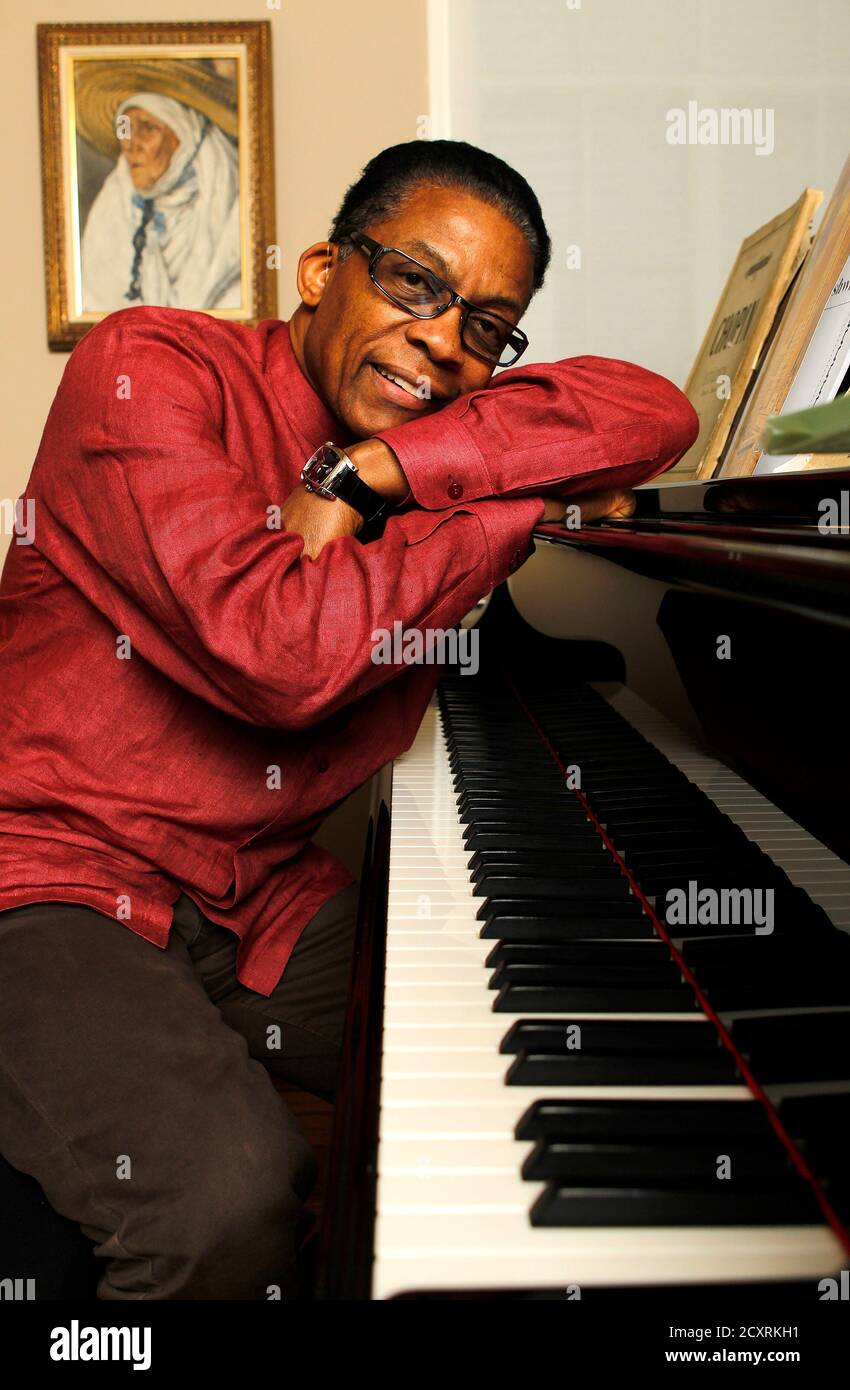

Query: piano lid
left=533, top=468, right=850, bottom=624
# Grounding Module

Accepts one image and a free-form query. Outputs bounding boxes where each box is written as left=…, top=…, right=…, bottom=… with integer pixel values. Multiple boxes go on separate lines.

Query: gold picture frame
left=37, top=21, right=278, bottom=350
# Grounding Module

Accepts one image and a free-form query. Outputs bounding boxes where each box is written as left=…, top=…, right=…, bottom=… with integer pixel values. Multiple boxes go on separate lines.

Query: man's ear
left=295, top=241, right=341, bottom=307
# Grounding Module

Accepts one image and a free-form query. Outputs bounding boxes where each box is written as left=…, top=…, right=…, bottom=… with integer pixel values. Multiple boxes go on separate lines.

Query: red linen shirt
left=0, top=307, right=697, bottom=994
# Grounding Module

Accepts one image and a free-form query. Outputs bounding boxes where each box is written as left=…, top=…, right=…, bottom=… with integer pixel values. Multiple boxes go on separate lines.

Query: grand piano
left=318, top=466, right=850, bottom=1300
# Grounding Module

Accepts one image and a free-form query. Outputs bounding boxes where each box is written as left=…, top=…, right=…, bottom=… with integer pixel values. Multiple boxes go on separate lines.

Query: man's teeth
left=376, top=365, right=418, bottom=396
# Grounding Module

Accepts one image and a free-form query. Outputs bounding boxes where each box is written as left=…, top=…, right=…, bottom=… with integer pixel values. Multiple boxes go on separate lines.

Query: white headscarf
left=81, top=91, right=242, bottom=311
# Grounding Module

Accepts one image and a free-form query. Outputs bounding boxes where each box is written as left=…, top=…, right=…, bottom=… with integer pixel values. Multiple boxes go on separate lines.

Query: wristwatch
left=300, top=441, right=388, bottom=524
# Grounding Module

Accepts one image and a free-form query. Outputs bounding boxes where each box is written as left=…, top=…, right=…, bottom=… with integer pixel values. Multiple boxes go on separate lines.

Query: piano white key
left=372, top=695, right=847, bottom=1298
left=373, top=1216, right=838, bottom=1298
left=380, top=1074, right=748, bottom=1106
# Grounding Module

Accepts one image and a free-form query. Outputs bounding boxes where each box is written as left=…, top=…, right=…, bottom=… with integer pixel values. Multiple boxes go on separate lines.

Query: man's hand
left=539, top=488, right=636, bottom=525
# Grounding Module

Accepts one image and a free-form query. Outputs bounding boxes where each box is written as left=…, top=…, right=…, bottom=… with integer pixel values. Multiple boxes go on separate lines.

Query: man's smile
left=367, top=360, right=447, bottom=413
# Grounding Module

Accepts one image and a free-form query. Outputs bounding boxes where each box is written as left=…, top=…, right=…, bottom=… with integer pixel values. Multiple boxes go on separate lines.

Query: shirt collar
left=264, top=318, right=345, bottom=452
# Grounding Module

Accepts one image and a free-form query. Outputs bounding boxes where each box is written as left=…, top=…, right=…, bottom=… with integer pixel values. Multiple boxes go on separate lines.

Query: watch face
left=308, top=444, right=341, bottom=486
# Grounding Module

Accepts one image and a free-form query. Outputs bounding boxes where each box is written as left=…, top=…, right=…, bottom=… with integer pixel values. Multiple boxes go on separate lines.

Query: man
left=0, top=140, right=697, bottom=1299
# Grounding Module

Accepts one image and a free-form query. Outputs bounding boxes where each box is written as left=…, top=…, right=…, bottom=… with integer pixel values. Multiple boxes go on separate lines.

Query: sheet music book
left=755, top=250, right=850, bottom=473
left=666, top=189, right=821, bottom=481
left=720, top=151, right=850, bottom=478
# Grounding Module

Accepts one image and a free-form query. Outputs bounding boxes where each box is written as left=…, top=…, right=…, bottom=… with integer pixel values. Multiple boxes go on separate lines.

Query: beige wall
left=0, top=0, right=428, bottom=565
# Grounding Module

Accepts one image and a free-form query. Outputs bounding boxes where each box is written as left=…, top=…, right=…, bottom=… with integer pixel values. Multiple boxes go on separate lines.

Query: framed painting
left=37, top=21, right=277, bottom=350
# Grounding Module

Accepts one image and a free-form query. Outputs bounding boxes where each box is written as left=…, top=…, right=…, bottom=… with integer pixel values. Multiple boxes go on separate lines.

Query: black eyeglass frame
left=337, top=229, right=530, bottom=368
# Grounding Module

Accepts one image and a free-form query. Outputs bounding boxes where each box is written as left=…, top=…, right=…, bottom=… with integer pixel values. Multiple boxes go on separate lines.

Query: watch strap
left=331, top=464, right=388, bottom=524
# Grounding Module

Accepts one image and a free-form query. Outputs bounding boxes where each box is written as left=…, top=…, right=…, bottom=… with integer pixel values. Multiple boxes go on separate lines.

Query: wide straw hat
left=74, top=56, right=238, bottom=158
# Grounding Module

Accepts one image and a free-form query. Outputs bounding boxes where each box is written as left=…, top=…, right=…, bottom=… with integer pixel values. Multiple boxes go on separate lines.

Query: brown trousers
left=0, top=881, right=359, bottom=1300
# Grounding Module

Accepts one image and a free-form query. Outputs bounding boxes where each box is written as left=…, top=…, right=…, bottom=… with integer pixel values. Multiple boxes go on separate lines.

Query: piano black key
left=452, top=778, right=577, bottom=800
left=522, top=1136, right=788, bottom=1182
left=505, top=1047, right=737, bottom=1085
left=462, top=823, right=600, bottom=850
left=609, top=827, right=765, bottom=851
left=461, top=812, right=594, bottom=830
left=486, top=941, right=670, bottom=969
left=590, top=789, right=705, bottom=810
left=457, top=799, right=596, bottom=824
left=456, top=788, right=586, bottom=807
left=529, top=1179, right=821, bottom=1227
left=480, top=913, right=656, bottom=941
left=470, top=856, right=622, bottom=881
left=448, top=750, right=548, bottom=763
left=572, top=765, right=692, bottom=784
left=515, top=1098, right=772, bottom=1143
left=624, top=861, right=787, bottom=889
left=490, top=959, right=682, bottom=990
left=479, top=895, right=645, bottom=922
left=463, top=818, right=595, bottom=836
left=461, top=807, right=590, bottom=825
left=462, top=812, right=594, bottom=829
left=465, top=832, right=604, bottom=853
left=605, top=821, right=751, bottom=844
left=468, top=843, right=610, bottom=862
left=500, top=1018, right=721, bottom=1053
left=615, top=843, right=776, bottom=866
left=608, top=829, right=750, bottom=854
left=474, top=876, right=634, bottom=900
left=560, top=754, right=684, bottom=772
left=461, top=811, right=594, bottom=828
left=494, top=981, right=697, bottom=1012
left=452, top=750, right=556, bottom=762
left=568, top=770, right=694, bottom=793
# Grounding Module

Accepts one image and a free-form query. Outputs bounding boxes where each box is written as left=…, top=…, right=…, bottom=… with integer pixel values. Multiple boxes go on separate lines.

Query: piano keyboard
left=372, top=676, right=850, bottom=1298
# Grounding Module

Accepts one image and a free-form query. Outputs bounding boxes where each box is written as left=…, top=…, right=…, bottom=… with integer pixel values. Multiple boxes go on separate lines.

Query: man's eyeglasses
left=337, top=229, right=529, bottom=368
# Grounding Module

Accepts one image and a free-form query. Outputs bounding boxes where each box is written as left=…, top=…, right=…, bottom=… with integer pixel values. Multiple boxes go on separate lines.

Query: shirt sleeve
left=372, top=354, right=699, bottom=509
left=33, top=314, right=545, bottom=733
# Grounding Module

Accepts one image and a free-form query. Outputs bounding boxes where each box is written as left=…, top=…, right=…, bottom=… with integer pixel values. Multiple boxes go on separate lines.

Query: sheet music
left=756, top=249, right=850, bottom=473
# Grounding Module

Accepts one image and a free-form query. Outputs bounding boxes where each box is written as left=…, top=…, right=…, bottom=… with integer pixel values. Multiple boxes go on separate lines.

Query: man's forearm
left=346, top=434, right=637, bottom=528
left=370, top=356, right=699, bottom=510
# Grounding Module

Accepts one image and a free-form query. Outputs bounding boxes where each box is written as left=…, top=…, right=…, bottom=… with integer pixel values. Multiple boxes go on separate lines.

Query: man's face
left=289, top=183, right=535, bottom=439
left=119, top=107, right=180, bottom=191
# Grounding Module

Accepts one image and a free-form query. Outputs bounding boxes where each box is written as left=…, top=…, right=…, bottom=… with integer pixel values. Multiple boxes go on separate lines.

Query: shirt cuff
left=373, top=410, right=492, bottom=510
left=466, top=495, right=547, bottom=592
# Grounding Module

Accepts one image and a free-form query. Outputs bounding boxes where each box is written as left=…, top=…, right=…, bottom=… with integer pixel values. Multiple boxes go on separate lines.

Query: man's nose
left=406, top=305, right=467, bottom=368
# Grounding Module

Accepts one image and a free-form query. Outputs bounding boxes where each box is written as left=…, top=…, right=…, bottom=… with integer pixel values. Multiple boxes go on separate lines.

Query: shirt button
left=510, top=548, right=523, bottom=569
left=447, top=479, right=463, bottom=499
left=316, top=756, right=330, bottom=773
